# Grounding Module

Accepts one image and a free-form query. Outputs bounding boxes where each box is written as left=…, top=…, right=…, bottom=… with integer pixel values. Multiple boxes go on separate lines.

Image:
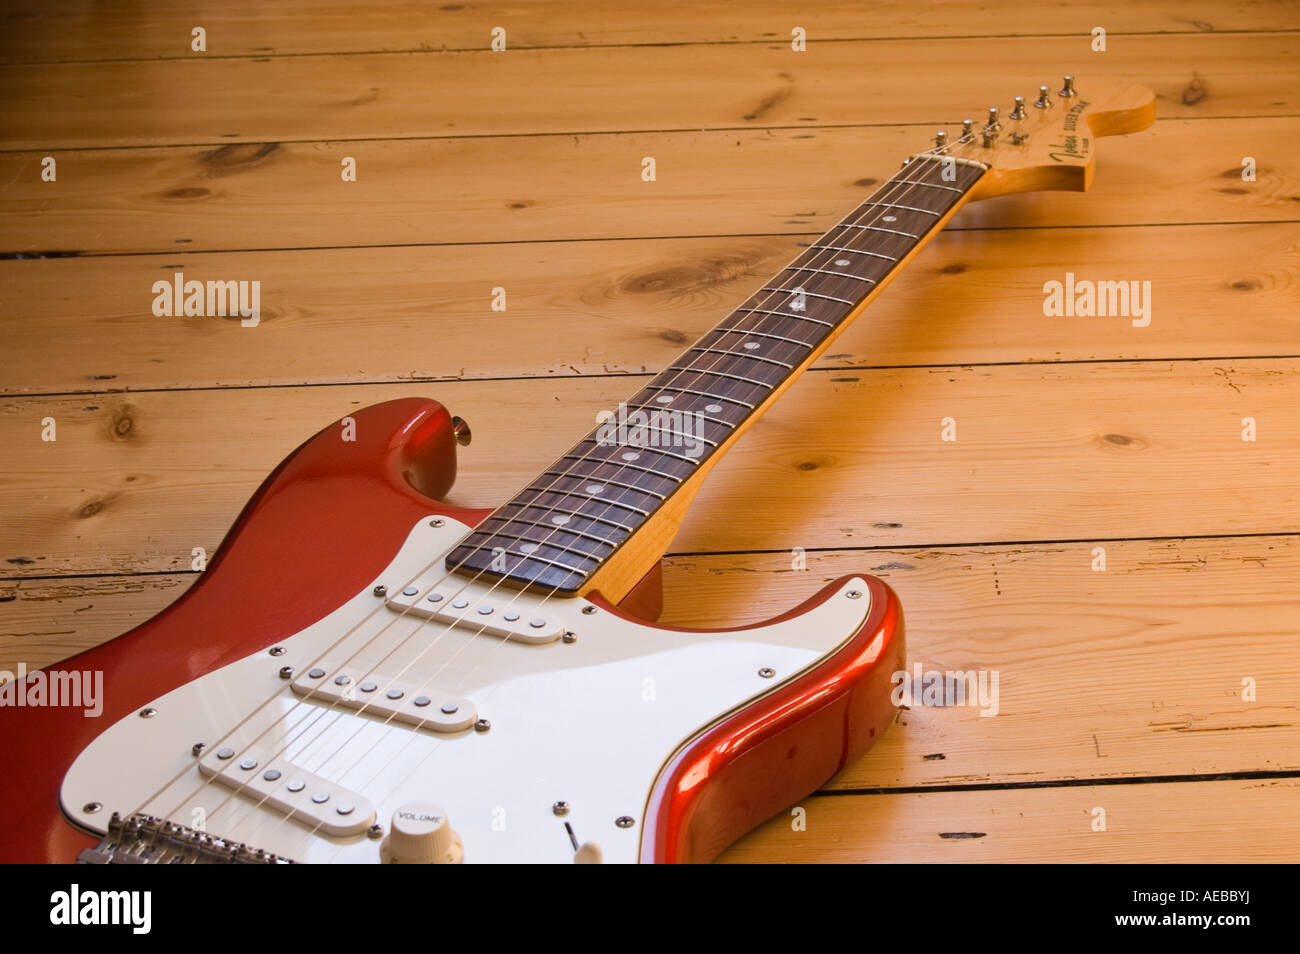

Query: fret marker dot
left=705, top=404, right=723, bottom=413
left=655, top=395, right=673, bottom=404
left=586, top=484, right=605, bottom=494
left=743, top=341, right=760, bottom=350
left=882, top=215, right=898, bottom=222
left=551, top=514, right=570, bottom=525
left=621, top=451, right=640, bottom=462
left=519, top=543, right=539, bottom=555
left=835, top=258, right=851, bottom=266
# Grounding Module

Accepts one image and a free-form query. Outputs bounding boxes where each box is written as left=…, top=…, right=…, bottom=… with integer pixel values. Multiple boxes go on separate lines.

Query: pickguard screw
left=139, top=707, right=157, bottom=718
left=430, top=518, right=446, bottom=528
left=582, top=606, right=597, bottom=615
left=278, top=666, right=294, bottom=679
left=758, top=667, right=776, bottom=679
left=553, top=801, right=570, bottom=816
left=474, top=718, right=491, bottom=733
left=562, top=631, right=577, bottom=644
left=368, top=824, right=384, bottom=840
left=268, top=646, right=286, bottom=656
left=373, top=584, right=388, bottom=597
left=192, top=742, right=206, bottom=756
left=846, top=590, right=862, bottom=599
left=615, top=816, right=635, bottom=829
left=83, top=802, right=102, bottom=814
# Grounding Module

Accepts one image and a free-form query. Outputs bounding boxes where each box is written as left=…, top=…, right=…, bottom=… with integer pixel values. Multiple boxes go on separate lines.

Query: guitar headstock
left=927, top=76, right=1156, bottom=201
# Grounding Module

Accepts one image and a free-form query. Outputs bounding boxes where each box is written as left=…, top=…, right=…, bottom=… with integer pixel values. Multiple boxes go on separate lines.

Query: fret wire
left=563, top=451, right=686, bottom=483
left=597, top=413, right=725, bottom=446
left=860, top=200, right=940, bottom=216
left=785, top=265, right=877, bottom=284
left=595, top=441, right=710, bottom=465
left=687, top=346, right=794, bottom=369
left=498, top=499, right=636, bottom=534
left=837, top=223, right=921, bottom=239
left=666, top=364, right=779, bottom=390
left=620, top=404, right=736, bottom=429
left=646, top=384, right=755, bottom=409
left=805, top=244, right=897, bottom=262
left=758, top=287, right=855, bottom=306
left=466, top=520, right=621, bottom=551
left=512, top=485, right=652, bottom=517
left=540, top=470, right=670, bottom=500
left=452, top=541, right=596, bottom=576
left=711, top=326, right=815, bottom=348
left=453, top=157, right=986, bottom=590
left=891, top=178, right=964, bottom=194
left=733, top=307, right=835, bottom=327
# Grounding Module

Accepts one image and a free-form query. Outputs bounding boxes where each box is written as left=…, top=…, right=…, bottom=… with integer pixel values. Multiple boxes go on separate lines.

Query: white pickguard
left=62, top=517, right=870, bottom=863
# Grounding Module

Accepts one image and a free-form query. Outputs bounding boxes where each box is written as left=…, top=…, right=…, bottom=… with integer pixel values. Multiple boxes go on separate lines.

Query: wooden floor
left=2, top=1, right=1298, bottom=862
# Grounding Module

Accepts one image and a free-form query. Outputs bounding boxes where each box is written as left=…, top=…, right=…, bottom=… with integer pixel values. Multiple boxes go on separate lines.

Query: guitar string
left=143, top=135, right=987, bottom=844
left=136, top=133, right=989, bottom=849
left=139, top=136, right=984, bottom=842
left=285, top=141, right=997, bottom=856
left=288, top=148, right=993, bottom=858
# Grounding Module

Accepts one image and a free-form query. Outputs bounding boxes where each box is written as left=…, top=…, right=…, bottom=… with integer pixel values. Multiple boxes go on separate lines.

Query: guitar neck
left=448, top=153, right=989, bottom=597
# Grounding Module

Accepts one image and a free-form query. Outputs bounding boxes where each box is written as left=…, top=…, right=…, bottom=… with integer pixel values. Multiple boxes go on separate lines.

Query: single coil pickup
left=384, top=583, right=563, bottom=644
left=198, top=748, right=376, bottom=837
left=291, top=668, right=478, bottom=733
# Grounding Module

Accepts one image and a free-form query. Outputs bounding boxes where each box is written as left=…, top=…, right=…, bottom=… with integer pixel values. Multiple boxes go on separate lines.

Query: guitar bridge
left=76, top=812, right=294, bottom=864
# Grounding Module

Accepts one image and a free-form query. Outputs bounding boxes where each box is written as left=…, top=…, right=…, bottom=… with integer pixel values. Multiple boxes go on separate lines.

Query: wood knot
left=162, top=186, right=210, bottom=201
left=1181, top=74, right=1208, bottom=106
left=941, top=263, right=966, bottom=274
left=197, top=142, right=280, bottom=177
left=108, top=405, right=137, bottom=441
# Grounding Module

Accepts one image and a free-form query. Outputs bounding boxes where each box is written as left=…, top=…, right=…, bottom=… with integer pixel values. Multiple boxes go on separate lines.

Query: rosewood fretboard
left=446, top=153, right=988, bottom=593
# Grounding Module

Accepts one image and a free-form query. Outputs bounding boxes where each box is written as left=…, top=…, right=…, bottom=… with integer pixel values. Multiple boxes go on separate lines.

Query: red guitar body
left=0, top=398, right=903, bottom=863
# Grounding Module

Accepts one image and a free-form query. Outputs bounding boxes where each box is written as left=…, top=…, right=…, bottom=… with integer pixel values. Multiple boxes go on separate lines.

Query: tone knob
left=381, top=802, right=464, bottom=864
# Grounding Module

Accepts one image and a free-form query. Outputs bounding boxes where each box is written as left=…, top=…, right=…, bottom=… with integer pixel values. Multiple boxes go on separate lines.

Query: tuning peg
left=1059, top=74, right=1077, bottom=98
left=981, top=107, right=1000, bottom=146
left=961, top=118, right=974, bottom=140
left=1034, top=85, right=1052, bottom=109
left=934, top=129, right=948, bottom=149
left=1009, top=97, right=1028, bottom=144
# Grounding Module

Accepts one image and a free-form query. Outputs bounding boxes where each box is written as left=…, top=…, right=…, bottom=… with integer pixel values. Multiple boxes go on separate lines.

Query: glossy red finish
left=591, top=576, right=905, bottom=863
left=0, top=397, right=902, bottom=864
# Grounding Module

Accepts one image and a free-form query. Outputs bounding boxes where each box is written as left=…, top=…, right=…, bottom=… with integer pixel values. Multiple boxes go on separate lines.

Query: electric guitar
left=0, top=77, right=1155, bottom=863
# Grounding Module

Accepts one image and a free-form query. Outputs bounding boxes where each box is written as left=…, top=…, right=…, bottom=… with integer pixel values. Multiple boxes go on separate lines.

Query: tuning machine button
left=381, top=802, right=464, bottom=864
left=981, top=107, right=1000, bottom=147
left=1009, top=96, right=1028, bottom=144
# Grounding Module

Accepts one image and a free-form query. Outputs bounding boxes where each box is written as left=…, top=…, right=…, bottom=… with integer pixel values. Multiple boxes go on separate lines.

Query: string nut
left=1059, top=74, right=1077, bottom=98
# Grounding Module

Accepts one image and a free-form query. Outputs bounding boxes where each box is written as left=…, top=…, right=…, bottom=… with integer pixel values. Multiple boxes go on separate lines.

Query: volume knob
left=381, top=802, right=464, bottom=864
